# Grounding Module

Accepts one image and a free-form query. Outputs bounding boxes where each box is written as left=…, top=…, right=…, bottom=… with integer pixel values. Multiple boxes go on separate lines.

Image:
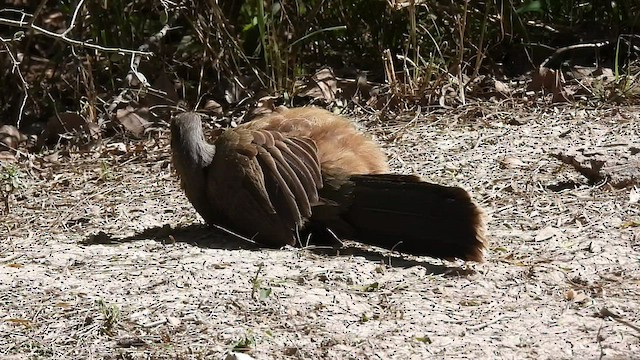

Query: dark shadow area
left=82, top=225, right=475, bottom=276
left=305, top=245, right=476, bottom=276
left=545, top=180, right=582, bottom=192
left=81, top=224, right=260, bottom=250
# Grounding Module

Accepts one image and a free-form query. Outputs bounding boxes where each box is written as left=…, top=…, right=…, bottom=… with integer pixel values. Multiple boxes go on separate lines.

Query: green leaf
left=517, top=0, right=543, bottom=14
left=416, top=336, right=432, bottom=344
left=259, top=287, right=272, bottom=300
left=355, top=282, right=379, bottom=292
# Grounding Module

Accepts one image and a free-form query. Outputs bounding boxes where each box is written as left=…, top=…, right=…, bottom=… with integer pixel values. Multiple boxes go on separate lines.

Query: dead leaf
left=42, top=152, right=61, bottom=164
left=493, top=79, right=512, bottom=95
left=105, top=142, right=127, bottom=155
left=223, top=75, right=260, bottom=105
left=167, top=316, right=181, bottom=327
left=565, top=288, right=575, bottom=300
left=630, top=187, right=639, bottom=204
left=593, top=67, right=615, bottom=80
left=529, top=67, right=557, bottom=91
left=535, top=227, right=560, bottom=242
left=117, top=336, right=147, bottom=348
left=38, top=112, right=100, bottom=148
left=5, top=318, right=32, bottom=327
left=0, top=151, right=16, bottom=162
left=247, top=96, right=279, bottom=119
left=145, top=73, right=179, bottom=108
left=553, top=146, right=639, bottom=188
left=296, top=68, right=338, bottom=102
left=498, top=156, right=526, bottom=169
left=116, top=106, right=152, bottom=138
left=570, top=66, right=596, bottom=79
left=203, top=99, right=223, bottom=116
left=0, top=124, right=26, bottom=150
left=565, top=289, right=588, bottom=303
left=225, top=352, right=256, bottom=360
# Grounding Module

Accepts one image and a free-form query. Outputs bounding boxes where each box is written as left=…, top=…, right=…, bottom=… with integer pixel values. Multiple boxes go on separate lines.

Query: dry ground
left=1, top=103, right=639, bottom=359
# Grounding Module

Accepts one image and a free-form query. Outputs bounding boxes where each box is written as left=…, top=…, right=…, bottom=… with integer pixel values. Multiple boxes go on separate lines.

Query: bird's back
left=240, top=107, right=389, bottom=176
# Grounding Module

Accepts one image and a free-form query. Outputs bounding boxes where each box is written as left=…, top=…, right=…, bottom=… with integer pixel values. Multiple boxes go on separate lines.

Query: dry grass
left=1, top=103, right=639, bottom=359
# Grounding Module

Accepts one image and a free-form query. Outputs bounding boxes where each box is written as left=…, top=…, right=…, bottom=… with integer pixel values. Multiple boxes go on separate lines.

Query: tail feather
left=330, top=174, right=486, bottom=261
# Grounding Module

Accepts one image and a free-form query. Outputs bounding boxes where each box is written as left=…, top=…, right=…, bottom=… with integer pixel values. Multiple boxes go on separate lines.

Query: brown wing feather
left=283, top=137, right=322, bottom=186
left=255, top=145, right=303, bottom=222
left=251, top=130, right=305, bottom=221
left=207, top=128, right=322, bottom=246
left=275, top=139, right=319, bottom=205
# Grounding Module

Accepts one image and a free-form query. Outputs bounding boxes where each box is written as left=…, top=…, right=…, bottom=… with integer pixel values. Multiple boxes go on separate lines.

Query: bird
left=171, top=107, right=486, bottom=261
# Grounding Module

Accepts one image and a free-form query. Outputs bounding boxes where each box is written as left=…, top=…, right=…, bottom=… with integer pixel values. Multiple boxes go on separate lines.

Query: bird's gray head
left=170, top=112, right=215, bottom=168
left=171, top=112, right=204, bottom=137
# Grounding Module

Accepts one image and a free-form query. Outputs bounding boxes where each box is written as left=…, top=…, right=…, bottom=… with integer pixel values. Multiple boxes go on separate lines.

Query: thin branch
left=2, top=41, right=29, bottom=127
left=0, top=15, right=153, bottom=56
left=126, top=20, right=173, bottom=87
left=61, top=0, right=86, bottom=37
left=27, top=0, right=47, bottom=27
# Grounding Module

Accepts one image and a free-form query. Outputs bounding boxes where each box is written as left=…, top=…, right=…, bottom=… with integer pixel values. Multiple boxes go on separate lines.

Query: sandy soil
left=1, top=104, right=639, bottom=359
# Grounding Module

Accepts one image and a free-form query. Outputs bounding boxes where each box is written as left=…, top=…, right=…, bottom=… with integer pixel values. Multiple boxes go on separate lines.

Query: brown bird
left=171, top=107, right=486, bottom=261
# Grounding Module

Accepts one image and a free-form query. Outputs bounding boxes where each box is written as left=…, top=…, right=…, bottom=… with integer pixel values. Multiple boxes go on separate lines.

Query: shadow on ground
left=81, top=224, right=474, bottom=276
left=81, top=224, right=258, bottom=250
left=306, top=246, right=475, bottom=276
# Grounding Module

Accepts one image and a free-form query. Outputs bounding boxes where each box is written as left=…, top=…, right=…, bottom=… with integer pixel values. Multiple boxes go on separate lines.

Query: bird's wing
left=207, top=128, right=322, bottom=246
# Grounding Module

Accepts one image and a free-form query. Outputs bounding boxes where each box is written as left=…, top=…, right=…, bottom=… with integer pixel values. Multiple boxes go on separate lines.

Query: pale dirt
left=1, top=104, right=639, bottom=359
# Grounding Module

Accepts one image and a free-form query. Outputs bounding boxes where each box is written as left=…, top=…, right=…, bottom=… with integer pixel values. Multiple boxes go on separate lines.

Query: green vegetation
left=231, top=331, right=256, bottom=352
left=0, top=163, right=24, bottom=213
left=251, top=263, right=273, bottom=301
left=96, top=299, right=121, bottom=336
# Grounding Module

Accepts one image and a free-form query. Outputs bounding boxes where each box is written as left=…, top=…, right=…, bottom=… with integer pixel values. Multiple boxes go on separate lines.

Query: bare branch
left=1, top=41, right=29, bottom=127
left=0, top=12, right=153, bottom=57
left=61, top=0, right=86, bottom=37
left=126, top=17, right=175, bottom=88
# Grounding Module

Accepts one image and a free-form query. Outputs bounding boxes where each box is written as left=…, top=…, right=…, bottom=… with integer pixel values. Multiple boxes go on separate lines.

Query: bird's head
left=170, top=112, right=215, bottom=167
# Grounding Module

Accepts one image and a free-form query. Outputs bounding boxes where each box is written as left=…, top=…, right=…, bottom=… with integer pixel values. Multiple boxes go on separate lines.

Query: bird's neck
left=171, top=120, right=216, bottom=170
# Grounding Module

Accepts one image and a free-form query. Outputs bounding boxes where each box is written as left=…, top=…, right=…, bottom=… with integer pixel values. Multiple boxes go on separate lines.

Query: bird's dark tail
left=314, top=174, right=486, bottom=261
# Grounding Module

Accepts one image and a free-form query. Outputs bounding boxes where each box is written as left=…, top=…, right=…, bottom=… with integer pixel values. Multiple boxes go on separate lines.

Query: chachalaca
left=171, top=107, right=486, bottom=261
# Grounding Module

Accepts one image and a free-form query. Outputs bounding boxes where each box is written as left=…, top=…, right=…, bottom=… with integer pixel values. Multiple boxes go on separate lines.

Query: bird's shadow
left=82, top=224, right=475, bottom=276
left=305, top=246, right=475, bottom=276
left=82, top=224, right=260, bottom=250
